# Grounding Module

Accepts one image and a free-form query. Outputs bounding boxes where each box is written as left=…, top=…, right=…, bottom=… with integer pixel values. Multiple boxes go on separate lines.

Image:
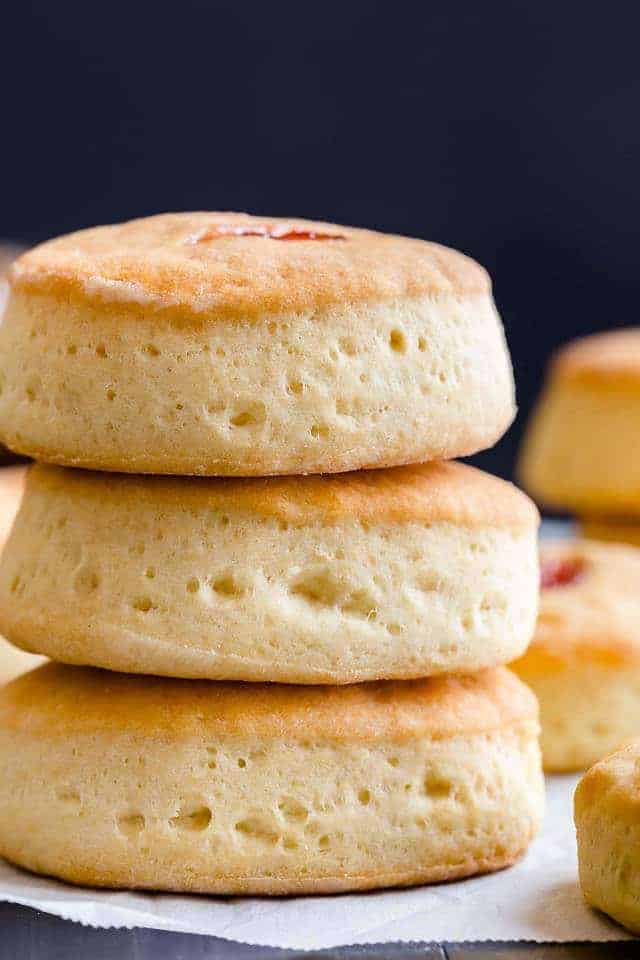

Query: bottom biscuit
left=0, top=664, right=543, bottom=894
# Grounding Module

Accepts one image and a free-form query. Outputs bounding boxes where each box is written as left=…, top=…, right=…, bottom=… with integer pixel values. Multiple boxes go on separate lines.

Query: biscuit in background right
left=575, top=739, right=640, bottom=935
left=511, top=538, right=640, bottom=772
left=519, top=328, right=640, bottom=543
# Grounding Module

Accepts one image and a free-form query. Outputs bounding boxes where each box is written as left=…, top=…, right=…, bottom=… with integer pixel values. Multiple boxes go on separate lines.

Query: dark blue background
left=3, top=0, right=638, bottom=479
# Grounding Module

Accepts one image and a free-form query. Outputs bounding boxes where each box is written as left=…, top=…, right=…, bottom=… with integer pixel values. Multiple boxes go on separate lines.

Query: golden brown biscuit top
left=512, top=539, right=640, bottom=675
left=10, top=212, right=490, bottom=319
left=575, top=740, right=640, bottom=819
left=552, top=329, right=640, bottom=386
left=0, top=664, right=536, bottom=743
left=27, top=460, right=538, bottom=531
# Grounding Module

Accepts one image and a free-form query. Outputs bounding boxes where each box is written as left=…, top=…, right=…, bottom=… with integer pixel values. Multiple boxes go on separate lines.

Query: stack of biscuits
left=0, top=213, right=543, bottom=894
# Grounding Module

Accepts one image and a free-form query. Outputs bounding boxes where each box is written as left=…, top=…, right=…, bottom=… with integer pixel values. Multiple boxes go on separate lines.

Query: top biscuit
left=12, top=212, right=490, bottom=318
left=0, top=213, right=515, bottom=476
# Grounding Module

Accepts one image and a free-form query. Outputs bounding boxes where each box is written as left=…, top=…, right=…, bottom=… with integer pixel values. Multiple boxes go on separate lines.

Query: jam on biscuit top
left=540, top=555, right=586, bottom=590
left=187, top=223, right=346, bottom=243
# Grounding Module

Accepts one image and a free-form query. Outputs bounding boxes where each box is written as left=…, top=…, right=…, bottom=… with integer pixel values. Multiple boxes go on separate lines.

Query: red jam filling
left=188, top=224, right=345, bottom=243
left=540, top=556, right=586, bottom=590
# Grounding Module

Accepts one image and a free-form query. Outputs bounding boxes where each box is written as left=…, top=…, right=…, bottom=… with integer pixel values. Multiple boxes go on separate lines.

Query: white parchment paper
left=0, top=774, right=631, bottom=947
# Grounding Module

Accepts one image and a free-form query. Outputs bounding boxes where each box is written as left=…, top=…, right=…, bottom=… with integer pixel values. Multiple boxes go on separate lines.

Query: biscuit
left=0, top=461, right=539, bottom=682
left=0, top=664, right=543, bottom=894
left=519, top=329, right=640, bottom=514
left=511, top=539, right=640, bottom=771
left=580, top=516, right=640, bottom=548
left=0, top=213, right=515, bottom=475
left=575, top=740, right=640, bottom=934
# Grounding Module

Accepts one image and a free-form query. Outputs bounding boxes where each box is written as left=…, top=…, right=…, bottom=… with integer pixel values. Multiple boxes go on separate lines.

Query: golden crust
left=0, top=845, right=530, bottom=897
left=553, top=329, right=640, bottom=386
left=11, top=212, right=490, bottom=321
left=26, top=460, right=538, bottom=530
left=0, top=664, right=537, bottom=743
left=512, top=539, right=640, bottom=675
left=575, top=740, right=640, bottom=821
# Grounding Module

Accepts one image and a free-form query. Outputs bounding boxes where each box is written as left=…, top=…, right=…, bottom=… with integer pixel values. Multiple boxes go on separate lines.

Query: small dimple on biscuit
left=424, top=771, right=453, bottom=799
left=211, top=574, right=245, bottom=598
left=230, top=402, right=266, bottom=428
left=73, top=565, right=100, bottom=596
left=235, top=816, right=280, bottom=845
left=290, top=569, right=377, bottom=622
left=169, top=805, right=212, bottom=832
left=132, top=596, right=155, bottom=613
left=278, top=798, right=308, bottom=823
left=56, top=788, right=80, bottom=804
left=117, top=813, right=145, bottom=838
left=389, top=329, right=407, bottom=353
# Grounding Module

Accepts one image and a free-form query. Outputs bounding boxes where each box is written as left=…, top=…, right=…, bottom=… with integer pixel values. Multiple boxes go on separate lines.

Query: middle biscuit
left=0, top=461, right=539, bottom=683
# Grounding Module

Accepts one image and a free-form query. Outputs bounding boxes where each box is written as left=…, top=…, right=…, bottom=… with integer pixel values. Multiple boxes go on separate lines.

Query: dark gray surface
left=0, top=903, right=637, bottom=960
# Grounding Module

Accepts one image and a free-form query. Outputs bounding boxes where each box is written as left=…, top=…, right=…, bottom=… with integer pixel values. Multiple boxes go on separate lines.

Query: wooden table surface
left=0, top=903, right=636, bottom=960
